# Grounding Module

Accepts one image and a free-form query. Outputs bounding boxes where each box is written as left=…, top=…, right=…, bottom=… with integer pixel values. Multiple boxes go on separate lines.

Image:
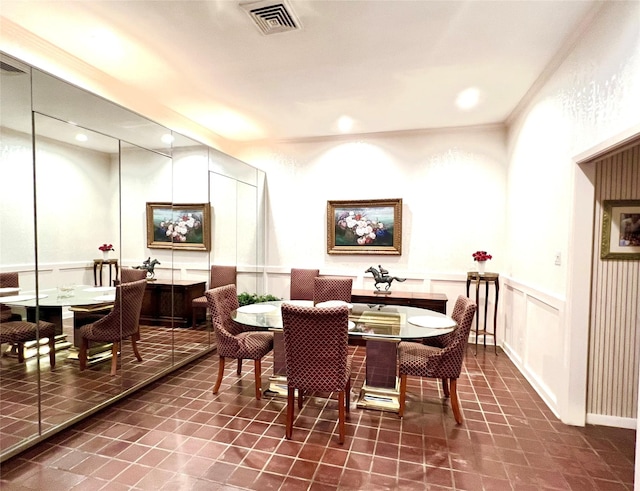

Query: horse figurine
left=365, top=265, right=406, bottom=292
left=135, top=257, right=161, bottom=280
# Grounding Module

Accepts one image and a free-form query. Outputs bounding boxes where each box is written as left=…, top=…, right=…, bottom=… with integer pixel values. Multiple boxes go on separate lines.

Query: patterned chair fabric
left=192, top=265, right=237, bottom=327
left=313, top=277, right=353, bottom=305
left=398, top=295, right=477, bottom=423
left=281, top=303, right=352, bottom=444
left=0, top=272, right=21, bottom=322
left=422, top=295, right=473, bottom=349
left=205, top=284, right=273, bottom=400
left=289, top=268, right=320, bottom=301
left=119, top=268, right=147, bottom=283
left=0, top=319, right=57, bottom=368
left=78, top=279, right=147, bottom=375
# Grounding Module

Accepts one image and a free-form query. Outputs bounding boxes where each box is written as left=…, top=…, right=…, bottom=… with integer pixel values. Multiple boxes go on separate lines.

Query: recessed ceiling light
left=456, top=87, right=480, bottom=110
left=75, top=133, right=88, bottom=142
left=337, top=116, right=354, bottom=133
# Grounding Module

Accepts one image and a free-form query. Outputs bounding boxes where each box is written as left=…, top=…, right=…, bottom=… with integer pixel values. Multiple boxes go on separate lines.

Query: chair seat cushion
left=0, top=320, right=56, bottom=344
left=235, top=331, right=274, bottom=360
left=398, top=342, right=442, bottom=377
left=192, top=295, right=207, bottom=308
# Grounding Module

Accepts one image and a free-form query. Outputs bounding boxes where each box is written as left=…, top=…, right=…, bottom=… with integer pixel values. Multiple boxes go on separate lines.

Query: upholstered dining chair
left=0, top=319, right=57, bottom=369
left=192, top=265, right=237, bottom=327
left=78, top=279, right=147, bottom=376
left=313, top=277, right=353, bottom=305
left=281, top=303, right=352, bottom=444
left=398, top=295, right=477, bottom=423
left=205, top=284, right=273, bottom=400
left=0, top=272, right=21, bottom=322
left=289, top=268, right=320, bottom=301
left=119, top=267, right=148, bottom=284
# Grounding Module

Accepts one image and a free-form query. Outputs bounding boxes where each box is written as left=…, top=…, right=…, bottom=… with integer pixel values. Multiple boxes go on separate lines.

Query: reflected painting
left=147, top=202, right=211, bottom=251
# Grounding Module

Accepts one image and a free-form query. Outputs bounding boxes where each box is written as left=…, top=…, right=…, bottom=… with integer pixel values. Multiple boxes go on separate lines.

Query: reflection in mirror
left=238, top=181, right=258, bottom=295
left=170, top=135, right=213, bottom=358
left=0, top=55, right=39, bottom=457
left=120, top=142, right=175, bottom=385
left=33, top=113, right=126, bottom=426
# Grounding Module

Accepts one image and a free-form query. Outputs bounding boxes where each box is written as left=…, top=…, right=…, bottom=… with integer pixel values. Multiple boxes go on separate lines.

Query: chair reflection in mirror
left=192, top=265, right=237, bottom=328
left=289, top=268, right=319, bottom=301
left=77, top=279, right=146, bottom=376
left=313, top=277, right=353, bottom=305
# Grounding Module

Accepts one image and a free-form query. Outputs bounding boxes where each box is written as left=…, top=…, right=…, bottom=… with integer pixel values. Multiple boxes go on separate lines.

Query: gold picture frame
left=601, top=199, right=640, bottom=260
left=146, top=202, right=211, bottom=251
left=327, top=198, right=402, bottom=255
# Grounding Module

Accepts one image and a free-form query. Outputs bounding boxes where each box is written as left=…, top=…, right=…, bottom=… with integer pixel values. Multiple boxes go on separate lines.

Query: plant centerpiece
left=98, top=243, right=115, bottom=260
left=237, top=292, right=281, bottom=307
left=472, top=250, right=492, bottom=274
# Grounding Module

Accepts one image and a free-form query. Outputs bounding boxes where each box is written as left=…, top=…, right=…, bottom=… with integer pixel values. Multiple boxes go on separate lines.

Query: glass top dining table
left=231, top=300, right=456, bottom=340
left=231, top=300, right=456, bottom=412
left=0, top=285, right=116, bottom=308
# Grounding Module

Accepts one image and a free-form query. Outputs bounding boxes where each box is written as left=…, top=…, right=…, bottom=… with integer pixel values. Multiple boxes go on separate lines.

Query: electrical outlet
left=554, top=252, right=561, bottom=266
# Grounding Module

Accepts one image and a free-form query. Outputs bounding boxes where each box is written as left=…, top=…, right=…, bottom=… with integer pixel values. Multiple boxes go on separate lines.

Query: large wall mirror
left=0, top=52, right=264, bottom=461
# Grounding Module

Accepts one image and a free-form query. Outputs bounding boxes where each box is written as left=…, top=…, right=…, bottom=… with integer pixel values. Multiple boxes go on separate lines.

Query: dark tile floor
left=0, top=346, right=635, bottom=490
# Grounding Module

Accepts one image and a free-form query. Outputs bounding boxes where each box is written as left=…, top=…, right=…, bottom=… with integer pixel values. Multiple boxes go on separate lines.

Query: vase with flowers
left=472, top=250, right=492, bottom=274
left=99, top=243, right=115, bottom=260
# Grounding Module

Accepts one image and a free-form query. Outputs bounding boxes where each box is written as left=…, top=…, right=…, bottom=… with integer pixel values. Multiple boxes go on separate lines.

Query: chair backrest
left=313, top=277, right=353, bottom=305
left=90, top=279, right=147, bottom=340
left=435, top=295, right=477, bottom=378
left=290, top=268, right=320, bottom=301
left=204, top=284, right=243, bottom=357
left=281, top=303, right=350, bottom=392
left=120, top=268, right=148, bottom=283
left=210, top=265, right=237, bottom=289
left=0, top=272, right=19, bottom=288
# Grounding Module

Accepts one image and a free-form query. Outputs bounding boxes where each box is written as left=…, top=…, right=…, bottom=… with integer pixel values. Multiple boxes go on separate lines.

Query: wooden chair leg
left=338, top=391, right=345, bottom=444
left=297, top=389, right=304, bottom=410
left=346, top=377, right=351, bottom=414
left=286, top=386, right=295, bottom=440
left=213, top=356, right=225, bottom=394
left=110, top=342, right=120, bottom=376
left=48, top=336, right=56, bottom=369
left=441, top=378, right=450, bottom=398
left=79, top=338, right=89, bottom=371
left=450, top=379, right=463, bottom=424
left=237, top=358, right=243, bottom=375
left=398, top=373, right=407, bottom=418
left=17, top=342, right=25, bottom=363
left=254, top=358, right=262, bottom=400
left=131, top=337, right=142, bottom=362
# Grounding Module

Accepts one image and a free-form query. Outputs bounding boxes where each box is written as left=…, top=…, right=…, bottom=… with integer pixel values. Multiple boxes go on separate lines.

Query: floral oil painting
left=146, top=202, right=211, bottom=251
left=327, top=198, right=402, bottom=255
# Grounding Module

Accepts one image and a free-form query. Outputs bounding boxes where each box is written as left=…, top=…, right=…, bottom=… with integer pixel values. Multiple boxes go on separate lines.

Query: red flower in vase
left=472, top=250, right=492, bottom=262
left=98, top=243, right=115, bottom=252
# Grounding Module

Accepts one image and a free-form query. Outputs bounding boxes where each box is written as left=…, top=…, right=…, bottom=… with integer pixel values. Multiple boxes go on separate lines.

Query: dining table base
left=356, top=379, right=401, bottom=412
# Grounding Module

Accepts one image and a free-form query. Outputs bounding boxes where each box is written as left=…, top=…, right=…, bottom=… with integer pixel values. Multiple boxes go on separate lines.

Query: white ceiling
left=1, top=0, right=602, bottom=143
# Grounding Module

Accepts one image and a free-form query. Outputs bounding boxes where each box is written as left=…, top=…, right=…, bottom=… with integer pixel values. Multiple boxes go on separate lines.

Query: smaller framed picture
left=327, top=198, right=402, bottom=255
left=601, top=199, right=640, bottom=260
left=146, top=202, right=211, bottom=251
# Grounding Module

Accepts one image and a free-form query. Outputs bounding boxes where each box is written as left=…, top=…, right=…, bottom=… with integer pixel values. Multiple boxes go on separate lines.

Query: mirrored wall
left=0, top=52, right=265, bottom=461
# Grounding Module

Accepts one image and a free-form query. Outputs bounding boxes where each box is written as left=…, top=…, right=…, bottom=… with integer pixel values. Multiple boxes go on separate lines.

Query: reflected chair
left=281, top=303, right=352, bottom=444
left=78, top=279, right=146, bottom=376
left=192, top=265, right=237, bottom=328
left=313, top=277, right=353, bottom=305
left=289, top=268, right=320, bottom=301
left=0, top=272, right=21, bottom=322
left=119, top=267, right=148, bottom=284
left=0, top=319, right=57, bottom=369
left=205, top=284, right=273, bottom=399
left=398, top=295, right=477, bottom=423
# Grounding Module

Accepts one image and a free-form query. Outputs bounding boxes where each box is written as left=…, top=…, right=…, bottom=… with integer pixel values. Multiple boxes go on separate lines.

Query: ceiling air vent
left=0, top=61, right=26, bottom=74
left=240, top=0, right=301, bottom=35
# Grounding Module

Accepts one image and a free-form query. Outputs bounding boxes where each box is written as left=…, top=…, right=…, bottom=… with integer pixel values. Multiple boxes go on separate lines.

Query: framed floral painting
left=146, top=202, right=211, bottom=251
left=601, top=199, right=640, bottom=260
left=327, top=198, right=402, bottom=255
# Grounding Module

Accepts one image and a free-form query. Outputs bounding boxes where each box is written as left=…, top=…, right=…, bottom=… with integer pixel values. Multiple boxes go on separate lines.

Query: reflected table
left=1, top=286, right=116, bottom=362
left=232, top=301, right=456, bottom=412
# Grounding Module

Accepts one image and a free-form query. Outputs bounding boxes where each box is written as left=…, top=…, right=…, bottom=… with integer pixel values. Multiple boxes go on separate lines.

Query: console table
left=140, top=280, right=206, bottom=328
left=466, top=272, right=499, bottom=354
left=350, top=289, right=448, bottom=314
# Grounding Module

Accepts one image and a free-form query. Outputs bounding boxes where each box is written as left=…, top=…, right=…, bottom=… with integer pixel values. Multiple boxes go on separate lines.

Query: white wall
left=505, top=0, right=640, bottom=426
left=237, top=126, right=507, bottom=302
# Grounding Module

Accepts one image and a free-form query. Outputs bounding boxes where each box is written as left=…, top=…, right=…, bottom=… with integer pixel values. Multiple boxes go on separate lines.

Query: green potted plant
left=237, top=292, right=281, bottom=307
